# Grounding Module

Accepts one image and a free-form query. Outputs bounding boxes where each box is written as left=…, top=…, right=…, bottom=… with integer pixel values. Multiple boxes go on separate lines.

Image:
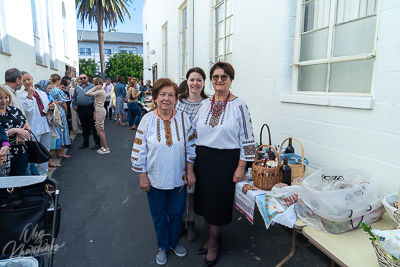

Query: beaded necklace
left=205, top=92, right=230, bottom=127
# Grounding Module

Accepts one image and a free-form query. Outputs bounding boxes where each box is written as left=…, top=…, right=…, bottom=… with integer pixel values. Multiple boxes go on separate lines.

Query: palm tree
left=76, top=0, right=133, bottom=79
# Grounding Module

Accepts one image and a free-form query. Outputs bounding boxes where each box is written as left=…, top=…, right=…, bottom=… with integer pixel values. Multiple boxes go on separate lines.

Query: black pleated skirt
left=194, top=146, right=240, bottom=226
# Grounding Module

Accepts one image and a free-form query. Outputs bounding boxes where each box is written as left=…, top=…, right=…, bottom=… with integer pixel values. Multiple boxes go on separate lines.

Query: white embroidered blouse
left=131, top=111, right=197, bottom=190
left=192, top=97, right=256, bottom=161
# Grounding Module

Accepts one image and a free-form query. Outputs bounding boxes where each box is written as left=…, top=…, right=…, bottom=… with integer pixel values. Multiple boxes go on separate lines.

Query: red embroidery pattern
left=157, top=118, right=161, bottom=142
left=134, top=138, right=142, bottom=145
left=174, top=118, right=180, bottom=141
left=164, top=121, right=173, bottom=147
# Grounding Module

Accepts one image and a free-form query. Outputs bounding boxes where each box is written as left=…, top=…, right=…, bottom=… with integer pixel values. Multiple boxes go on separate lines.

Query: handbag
left=25, top=129, right=52, bottom=164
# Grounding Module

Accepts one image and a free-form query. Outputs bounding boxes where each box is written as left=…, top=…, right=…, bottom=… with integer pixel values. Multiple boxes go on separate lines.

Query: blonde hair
left=50, top=74, right=61, bottom=84
left=93, top=77, right=103, bottom=86
left=0, top=84, right=12, bottom=105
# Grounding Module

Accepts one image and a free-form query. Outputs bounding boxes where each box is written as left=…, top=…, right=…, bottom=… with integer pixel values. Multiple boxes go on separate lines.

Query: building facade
left=77, top=30, right=143, bottom=64
left=143, top=0, right=400, bottom=193
left=0, top=0, right=79, bottom=80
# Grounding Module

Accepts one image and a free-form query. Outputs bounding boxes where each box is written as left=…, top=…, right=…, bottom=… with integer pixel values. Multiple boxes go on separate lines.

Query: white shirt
left=131, top=111, right=196, bottom=190
left=3, top=84, right=26, bottom=116
left=192, top=97, right=256, bottom=161
left=19, top=89, right=50, bottom=136
left=102, top=82, right=113, bottom=101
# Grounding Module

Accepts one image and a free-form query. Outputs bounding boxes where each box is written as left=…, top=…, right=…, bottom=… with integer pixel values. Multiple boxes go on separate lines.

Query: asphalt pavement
left=52, top=117, right=331, bottom=267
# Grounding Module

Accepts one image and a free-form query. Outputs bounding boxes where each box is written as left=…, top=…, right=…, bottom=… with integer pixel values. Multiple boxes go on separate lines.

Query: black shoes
left=92, top=144, right=101, bottom=150
left=197, top=246, right=207, bottom=255
left=204, top=257, right=218, bottom=267
left=79, top=143, right=89, bottom=149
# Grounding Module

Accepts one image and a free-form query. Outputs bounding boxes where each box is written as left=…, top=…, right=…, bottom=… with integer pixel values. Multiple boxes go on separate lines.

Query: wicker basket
left=372, top=241, right=400, bottom=267
left=394, top=210, right=400, bottom=229
left=252, top=145, right=281, bottom=191
left=278, top=137, right=306, bottom=182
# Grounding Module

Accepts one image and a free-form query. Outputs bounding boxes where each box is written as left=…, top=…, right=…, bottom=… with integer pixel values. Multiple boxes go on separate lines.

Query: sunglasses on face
left=79, top=77, right=87, bottom=80
left=212, top=75, right=229, bottom=81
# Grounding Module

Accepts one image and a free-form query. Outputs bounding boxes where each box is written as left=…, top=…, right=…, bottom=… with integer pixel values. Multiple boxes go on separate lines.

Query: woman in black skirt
left=192, top=62, right=256, bottom=266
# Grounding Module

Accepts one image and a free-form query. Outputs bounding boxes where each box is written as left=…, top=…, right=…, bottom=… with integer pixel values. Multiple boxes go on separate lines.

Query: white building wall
left=143, top=0, right=400, bottom=193
left=0, top=0, right=78, bottom=81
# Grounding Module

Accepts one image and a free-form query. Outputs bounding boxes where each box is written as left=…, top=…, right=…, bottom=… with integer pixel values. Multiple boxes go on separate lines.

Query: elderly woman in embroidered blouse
left=192, top=62, right=256, bottom=267
left=175, top=67, right=208, bottom=243
left=131, top=78, right=196, bottom=266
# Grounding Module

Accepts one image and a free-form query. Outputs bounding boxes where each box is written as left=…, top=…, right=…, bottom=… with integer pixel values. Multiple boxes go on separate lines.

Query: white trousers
left=35, top=131, right=52, bottom=176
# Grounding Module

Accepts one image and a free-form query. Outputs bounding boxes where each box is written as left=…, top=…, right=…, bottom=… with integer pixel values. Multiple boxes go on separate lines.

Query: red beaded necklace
left=205, top=92, right=230, bottom=126
left=157, top=108, right=174, bottom=121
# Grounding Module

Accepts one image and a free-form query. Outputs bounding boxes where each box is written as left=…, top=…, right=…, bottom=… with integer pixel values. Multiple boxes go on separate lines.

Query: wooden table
left=302, top=213, right=395, bottom=267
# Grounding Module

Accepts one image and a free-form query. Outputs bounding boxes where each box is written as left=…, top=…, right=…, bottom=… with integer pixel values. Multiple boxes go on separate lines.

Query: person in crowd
left=85, top=78, right=110, bottom=154
left=72, top=73, right=101, bottom=150
left=114, top=76, right=127, bottom=126
left=20, top=72, right=55, bottom=176
left=126, top=78, right=141, bottom=131
left=36, top=80, right=62, bottom=171
left=103, top=78, right=113, bottom=119
left=0, top=85, right=32, bottom=176
left=192, top=62, right=256, bottom=267
left=134, top=77, right=141, bottom=91
left=0, top=122, right=10, bottom=175
left=69, top=77, right=81, bottom=132
left=109, top=79, right=116, bottom=120
left=131, top=78, right=196, bottom=266
left=50, top=74, right=71, bottom=158
left=3, top=68, right=26, bottom=116
left=141, top=79, right=153, bottom=97
left=178, top=80, right=188, bottom=95
left=176, top=67, right=208, bottom=242
left=65, top=70, right=72, bottom=79
left=60, top=77, right=72, bottom=139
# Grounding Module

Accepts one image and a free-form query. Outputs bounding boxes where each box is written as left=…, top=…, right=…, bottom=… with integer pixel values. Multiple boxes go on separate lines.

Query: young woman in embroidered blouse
left=0, top=85, right=31, bottom=176
left=175, top=67, right=208, bottom=243
left=131, top=78, right=196, bottom=266
left=192, top=62, right=256, bottom=267
left=85, top=77, right=110, bottom=154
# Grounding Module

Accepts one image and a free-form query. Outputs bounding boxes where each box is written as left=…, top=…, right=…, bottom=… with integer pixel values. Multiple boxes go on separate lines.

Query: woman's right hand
left=17, top=128, right=31, bottom=140
left=139, top=173, right=151, bottom=192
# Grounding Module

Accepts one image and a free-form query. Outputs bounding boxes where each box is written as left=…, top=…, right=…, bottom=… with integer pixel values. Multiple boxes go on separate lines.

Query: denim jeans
left=147, top=186, right=186, bottom=250
left=127, top=102, right=141, bottom=127
left=9, top=152, right=29, bottom=176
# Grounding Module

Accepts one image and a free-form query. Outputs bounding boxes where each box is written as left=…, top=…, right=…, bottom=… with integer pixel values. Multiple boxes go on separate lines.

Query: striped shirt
left=176, top=98, right=204, bottom=122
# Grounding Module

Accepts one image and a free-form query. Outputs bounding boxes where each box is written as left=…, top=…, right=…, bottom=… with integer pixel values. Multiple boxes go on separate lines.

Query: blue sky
left=76, top=0, right=145, bottom=34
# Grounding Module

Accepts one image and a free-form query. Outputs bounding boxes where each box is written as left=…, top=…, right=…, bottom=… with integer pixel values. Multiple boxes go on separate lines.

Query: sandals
left=97, top=147, right=110, bottom=155
left=121, top=123, right=128, bottom=126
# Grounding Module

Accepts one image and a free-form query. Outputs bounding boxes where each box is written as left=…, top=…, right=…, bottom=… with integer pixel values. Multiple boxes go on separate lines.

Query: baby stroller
left=0, top=176, right=61, bottom=267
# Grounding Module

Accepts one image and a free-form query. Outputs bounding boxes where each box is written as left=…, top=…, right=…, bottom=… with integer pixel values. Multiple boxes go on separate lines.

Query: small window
left=294, top=0, right=380, bottom=95
left=0, top=0, right=10, bottom=54
left=46, top=0, right=56, bottom=69
left=214, top=0, right=233, bottom=63
left=180, top=4, right=188, bottom=81
left=62, top=2, right=69, bottom=57
left=79, top=48, right=91, bottom=56
left=105, top=49, right=111, bottom=55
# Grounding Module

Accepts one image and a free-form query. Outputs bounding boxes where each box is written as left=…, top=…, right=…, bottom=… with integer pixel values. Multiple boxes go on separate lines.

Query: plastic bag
left=295, top=168, right=384, bottom=234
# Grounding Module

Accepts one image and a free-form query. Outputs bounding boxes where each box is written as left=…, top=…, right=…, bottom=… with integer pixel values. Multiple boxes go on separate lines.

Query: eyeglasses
left=211, top=75, right=229, bottom=81
left=79, top=77, right=87, bottom=80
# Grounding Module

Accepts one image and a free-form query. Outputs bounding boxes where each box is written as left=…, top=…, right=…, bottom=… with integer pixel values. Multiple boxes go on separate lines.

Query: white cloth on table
left=235, top=181, right=269, bottom=224
left=131, top=111, right=196, bottom=190
left=19, top=89, right=50, bottom=136
left=192, top=97, right=256, bottom=161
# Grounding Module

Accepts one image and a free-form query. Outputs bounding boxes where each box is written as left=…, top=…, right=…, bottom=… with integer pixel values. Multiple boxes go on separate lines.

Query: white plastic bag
left=295, top=168, right=384, bottom=234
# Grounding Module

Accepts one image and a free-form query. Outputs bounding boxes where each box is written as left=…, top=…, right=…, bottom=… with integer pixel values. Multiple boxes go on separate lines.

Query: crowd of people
left=0, top=68, right=146, bottom=177
left=131, top=62, right=256, bottom=266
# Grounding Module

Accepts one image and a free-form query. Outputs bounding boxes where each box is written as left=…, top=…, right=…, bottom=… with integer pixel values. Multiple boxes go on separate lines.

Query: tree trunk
left=96, top=2, right=105, bottom=80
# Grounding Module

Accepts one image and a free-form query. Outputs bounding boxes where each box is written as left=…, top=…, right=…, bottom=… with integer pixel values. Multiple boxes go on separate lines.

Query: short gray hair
left=5, top=68, right=22, bottom=83
left=20, top=71, right=32, bottom=77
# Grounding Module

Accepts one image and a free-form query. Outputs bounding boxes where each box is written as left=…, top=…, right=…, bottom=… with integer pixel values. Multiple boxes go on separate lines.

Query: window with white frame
left=62, top=2, right=69, bottom=57
left=180, top=4, right=188, bottom=80
left=0, top=0, right=10, bottom=54
left=118, top=47, right=138, bottom=54
left=214, top=0, right=233, bottom=63
left=79, top=48, right=91, bottom=56
left=163, top=24, right=168, bottom=78
left=294, top=0, right=380, bottom=94
left=105, top=49, right=112, bottom=55
left=46, top=0, right=56, bottom=69
left=31, top=0, right=46, bottom=65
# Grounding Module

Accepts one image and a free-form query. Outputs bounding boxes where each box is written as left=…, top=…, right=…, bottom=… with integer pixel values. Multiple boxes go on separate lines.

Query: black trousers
left=77, top=105, right=100, bottom=146
left=104, top=100, right=110, bottom=119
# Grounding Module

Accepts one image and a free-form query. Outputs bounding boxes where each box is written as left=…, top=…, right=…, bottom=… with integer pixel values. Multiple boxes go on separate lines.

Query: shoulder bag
left=25, top=129, right=52, bottom=164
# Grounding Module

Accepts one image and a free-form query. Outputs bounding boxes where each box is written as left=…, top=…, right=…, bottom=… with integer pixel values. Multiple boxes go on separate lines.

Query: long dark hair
left=178, top=67, right=208, bottom=102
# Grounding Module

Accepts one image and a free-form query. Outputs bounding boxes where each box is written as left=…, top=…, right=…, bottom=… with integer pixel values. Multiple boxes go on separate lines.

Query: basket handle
left=254, top=144, right=281, bottom=165
left=259, top=124, right=272, bottom=146
left=278, top=137, right=305, bottom=166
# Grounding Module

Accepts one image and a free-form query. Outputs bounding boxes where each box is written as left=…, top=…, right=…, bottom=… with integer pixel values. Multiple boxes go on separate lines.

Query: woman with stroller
left=85, top=78, right=110, bottom=154
left=131, top=78, right=196, bottom=266
left=175, top=67, right=208, bottom=242
left=0, top=85, right=31, bottom=176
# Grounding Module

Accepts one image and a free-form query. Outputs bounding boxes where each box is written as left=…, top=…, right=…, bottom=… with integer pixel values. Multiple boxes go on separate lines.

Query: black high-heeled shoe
left=203, top=246, right=220, bottom=267
left=197, top=246, right=208, bottom=255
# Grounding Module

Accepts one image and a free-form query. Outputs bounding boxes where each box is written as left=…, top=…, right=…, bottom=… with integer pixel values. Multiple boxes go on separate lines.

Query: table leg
left=275, top=228, right=312, bottom=267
